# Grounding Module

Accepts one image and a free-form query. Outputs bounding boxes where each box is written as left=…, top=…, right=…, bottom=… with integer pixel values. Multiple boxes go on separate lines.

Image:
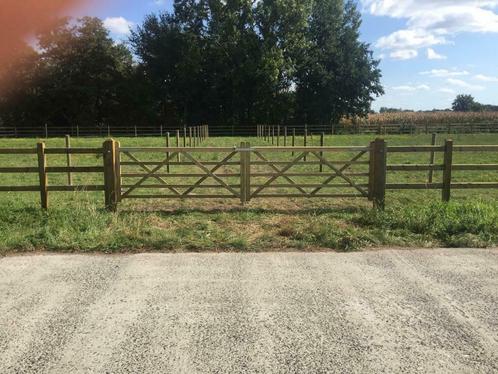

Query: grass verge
left=1, top=199, right=496, bottom=254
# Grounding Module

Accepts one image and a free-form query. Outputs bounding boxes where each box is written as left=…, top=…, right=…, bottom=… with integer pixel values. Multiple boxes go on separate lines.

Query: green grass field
left=0, top=133, right=497, bottom=253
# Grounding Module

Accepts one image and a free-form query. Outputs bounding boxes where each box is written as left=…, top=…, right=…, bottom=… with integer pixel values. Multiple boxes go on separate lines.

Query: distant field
left=364, top=111, right=498, bottom=125
left=0, top=133, right=497, bottom=253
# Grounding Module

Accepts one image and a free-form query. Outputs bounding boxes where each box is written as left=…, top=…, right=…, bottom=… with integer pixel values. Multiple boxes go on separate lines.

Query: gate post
left=103, top=139, right=118, bottom=211
left=442, top=139, right=453, bottom=202
left=240, top=142, right=251, bottom=204
left=370, top=138, right=387, bottom=210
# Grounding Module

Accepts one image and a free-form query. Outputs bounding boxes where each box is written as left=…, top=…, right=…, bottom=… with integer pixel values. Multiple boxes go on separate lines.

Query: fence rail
left=3, top=122, right=498, bottom=138
left=0, top=138, right=497, bottom=210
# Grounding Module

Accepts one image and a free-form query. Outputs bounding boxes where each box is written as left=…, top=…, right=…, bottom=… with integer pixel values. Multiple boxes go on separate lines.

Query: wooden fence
left=0, top=139, right=497, bottom=211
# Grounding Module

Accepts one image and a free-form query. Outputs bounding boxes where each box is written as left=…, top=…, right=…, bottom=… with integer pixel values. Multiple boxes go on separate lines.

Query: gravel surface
left=1, top=249, right=498, bottom=373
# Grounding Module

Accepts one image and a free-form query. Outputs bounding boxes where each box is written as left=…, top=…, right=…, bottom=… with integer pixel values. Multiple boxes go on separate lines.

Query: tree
left=294, top=0, right=383, bottom=125
left=452, top=94, right=481, bottom=112
left=36, top=17, right=135, bottom=128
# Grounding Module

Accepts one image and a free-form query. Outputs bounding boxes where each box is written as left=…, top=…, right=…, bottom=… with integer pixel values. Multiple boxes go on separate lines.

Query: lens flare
left=0, top=0, right=87, bottom=91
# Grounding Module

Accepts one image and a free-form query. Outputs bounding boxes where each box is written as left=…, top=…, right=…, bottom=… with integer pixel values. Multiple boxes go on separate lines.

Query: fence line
left=0, top=139, right=497, bottom=210
left=3, top=122, right=498, bottom=138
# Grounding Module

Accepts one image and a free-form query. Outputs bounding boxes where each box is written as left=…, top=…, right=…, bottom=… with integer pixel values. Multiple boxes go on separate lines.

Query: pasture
left=0, top=133, right=497, bottom=253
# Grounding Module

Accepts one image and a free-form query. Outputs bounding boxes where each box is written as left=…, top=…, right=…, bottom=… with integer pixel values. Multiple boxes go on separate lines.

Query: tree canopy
left=1, top=0, right=384, bottom=131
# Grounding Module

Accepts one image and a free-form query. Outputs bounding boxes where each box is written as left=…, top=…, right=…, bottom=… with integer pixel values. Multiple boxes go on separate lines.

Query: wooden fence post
left=37, top=142, right=48, bottom=209
left=114, top=140, right=121, bottom=203
left=368, top=141, right=375, bottom=201
left=428, top=133, right=437, bottom=184
left=371, top=138, right=387, bottom=209
left=320, top=133, right=324, bottom=173
left=44, top=123, right=48, bottom=139
left=189, top=127, right=192, bottom=147
left=134, top=125, right=138, bottom=137
left=240, top=142, right=251, bottom=204
left=304, top=126, right=308, bottom=161
left=65, top=135, right=73, bottom=186
left=103, top=139, right=118, bottom=211
left=166, top=132, right=170, bottom=173
left=284, top=127, right=287, bottom=146
left=442, top=139, right=453, bottom=202
left=277, top=126, right=280, bottom=147
left=176, top=129, right=181, bottom=162
left=292, top=128, right=295, bottom=156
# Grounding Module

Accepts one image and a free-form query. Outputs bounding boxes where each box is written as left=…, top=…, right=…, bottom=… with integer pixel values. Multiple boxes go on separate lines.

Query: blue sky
left=71, top=0, right=498, bottom=111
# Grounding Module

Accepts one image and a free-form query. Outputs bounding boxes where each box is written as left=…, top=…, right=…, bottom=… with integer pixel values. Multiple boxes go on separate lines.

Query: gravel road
left=1, top=249, right=498, bottom=373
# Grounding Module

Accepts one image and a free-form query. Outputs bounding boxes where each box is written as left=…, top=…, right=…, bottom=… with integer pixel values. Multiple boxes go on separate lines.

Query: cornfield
left=364, top=111, right=498, bottom=125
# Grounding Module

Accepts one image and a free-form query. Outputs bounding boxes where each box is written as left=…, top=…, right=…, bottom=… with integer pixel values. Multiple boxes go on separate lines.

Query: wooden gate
left=117, top=142, right=383, bottom=206
left=119, top=146, right=243, bottom=201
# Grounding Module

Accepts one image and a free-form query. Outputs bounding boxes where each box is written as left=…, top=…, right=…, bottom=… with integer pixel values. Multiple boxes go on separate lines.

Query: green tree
left=35, top=17, right=135, bottom=129
left=452, top=94, right=482, bottom=112
left=295, top=0, right=383, bottom=126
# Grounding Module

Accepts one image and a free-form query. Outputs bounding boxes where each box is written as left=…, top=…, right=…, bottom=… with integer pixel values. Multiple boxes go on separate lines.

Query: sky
left=70, top=0, right=498, bottom=111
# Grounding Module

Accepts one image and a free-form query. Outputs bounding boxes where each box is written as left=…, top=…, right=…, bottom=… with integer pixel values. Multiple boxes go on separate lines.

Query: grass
left=0, top=133, right=497, bottom=253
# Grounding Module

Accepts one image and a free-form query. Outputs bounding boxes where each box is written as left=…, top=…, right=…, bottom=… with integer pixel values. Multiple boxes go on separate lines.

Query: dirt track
left=1, top=249, right=498, bottom=373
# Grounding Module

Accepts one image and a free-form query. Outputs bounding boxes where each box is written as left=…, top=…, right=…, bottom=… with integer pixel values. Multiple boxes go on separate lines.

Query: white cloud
left=427, top=48, right=446, bottom=60
left=438, top=88, right=456, bottom=94
left=389, top=49, right=418, bottom=60
left=447, top=78, right=485, bottom=90
left=103, top=17, right=134, bottom=37
left=475, top=74, right=498, bottom=82
left=420, top=69, right=469, bottom=78
left=365, top=1, right=498, bottom=59
left=392, top=84, right=431, bottom=92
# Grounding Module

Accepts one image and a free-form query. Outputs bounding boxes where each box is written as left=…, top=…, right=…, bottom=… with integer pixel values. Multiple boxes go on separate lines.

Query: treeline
left=0, top=0, right=383, bottom=131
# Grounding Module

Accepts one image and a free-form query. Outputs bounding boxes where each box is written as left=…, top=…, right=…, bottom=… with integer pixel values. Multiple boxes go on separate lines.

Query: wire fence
left=2, top=122, right=498, bottom=138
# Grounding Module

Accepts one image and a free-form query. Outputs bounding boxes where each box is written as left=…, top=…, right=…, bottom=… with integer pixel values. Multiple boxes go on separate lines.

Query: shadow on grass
left=117, top=205, right=365, bottom=217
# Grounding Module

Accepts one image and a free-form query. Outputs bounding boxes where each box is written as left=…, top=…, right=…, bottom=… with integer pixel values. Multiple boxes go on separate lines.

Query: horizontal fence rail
left=0, top=138, right=497, bottom=210
left=3, top=122, right=498, bottom=138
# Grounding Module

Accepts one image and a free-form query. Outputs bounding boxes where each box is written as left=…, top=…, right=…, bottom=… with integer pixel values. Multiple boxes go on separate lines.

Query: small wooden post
left=372, top=138, right=387, bottom=209
left=160, top=124, right=163, bottom=137
left=319, top=133, right=324, bottom=173
left=103, top=139, right=118, bottom=211
left=442, top=139, right=453, bottom=202
left=292, top=128, right=295, bottom=156
left=428, top=133, right=437, bottom=184
left=44, top=123, right=48, bottom=139
left=107, top=125, right=111, bottom=137
left=304, top=126, right=308, bottom=161
left=37, top=142, right=48, bottom=209
left=134, top=125, right=138, bottom=137
left=284, top=127, right=287, bottom=146
left=277, top=126, right=280, bottom=147
left=166, top=132, right=170, bottom=173
left=268, top=126, right=271, bottom=142
left=76, top=124, right=80, bottom=138
left=271, top=126, right=275, bottom=145
left=176, top=129, right=181, bottom=162
left=65, top=135, right=73, bottom=186
left=189, top=127, right=192, bottom=147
